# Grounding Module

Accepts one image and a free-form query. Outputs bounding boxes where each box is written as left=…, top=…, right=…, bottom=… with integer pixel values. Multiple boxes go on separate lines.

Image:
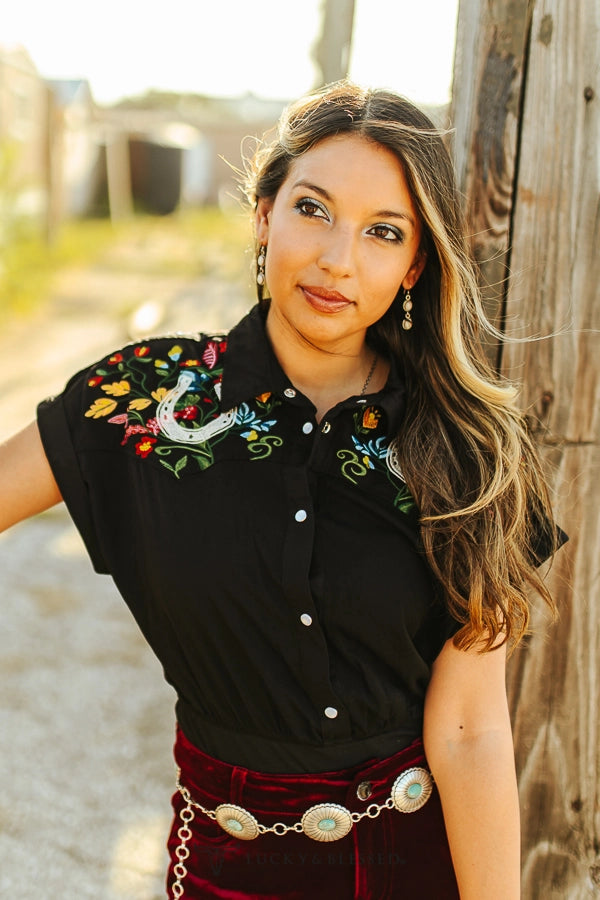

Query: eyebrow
left=291, top=180, right=417, bottom=229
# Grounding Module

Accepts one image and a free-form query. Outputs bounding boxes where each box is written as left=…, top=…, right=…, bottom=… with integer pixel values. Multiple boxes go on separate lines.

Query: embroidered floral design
left=337, top=407, right=416, bottom=514
left=235, top=403, right=277, bottom=440
left=361, top=407, right=381, bottom=429
left=84, top=337, right=283, bottom=478
left=85, top=397, right=118, bottom=418
left=135, top=437, right=157, bottom=458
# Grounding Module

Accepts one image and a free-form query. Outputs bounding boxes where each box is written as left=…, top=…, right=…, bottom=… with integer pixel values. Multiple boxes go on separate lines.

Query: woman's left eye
left=368, top=224, right=404, bottom=242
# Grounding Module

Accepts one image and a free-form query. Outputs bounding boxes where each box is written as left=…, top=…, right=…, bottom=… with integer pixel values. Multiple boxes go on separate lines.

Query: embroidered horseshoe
left=386, top=439, right=406, bottom=482
left=157, top=372, right=237, bottom=445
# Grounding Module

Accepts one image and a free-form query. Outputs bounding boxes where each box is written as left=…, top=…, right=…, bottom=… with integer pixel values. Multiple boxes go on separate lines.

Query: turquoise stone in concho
left=301, top=803, right=353, bottom=842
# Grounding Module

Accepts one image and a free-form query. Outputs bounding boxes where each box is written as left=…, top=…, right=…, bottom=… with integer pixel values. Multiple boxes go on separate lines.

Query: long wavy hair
left=243, top=81, right=558, bottom=650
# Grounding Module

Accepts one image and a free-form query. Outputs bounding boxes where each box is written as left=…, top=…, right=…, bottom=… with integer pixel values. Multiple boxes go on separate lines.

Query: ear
left=402, top=249, right=427, bottom=290
left=255, top=197, right=273, bottom=245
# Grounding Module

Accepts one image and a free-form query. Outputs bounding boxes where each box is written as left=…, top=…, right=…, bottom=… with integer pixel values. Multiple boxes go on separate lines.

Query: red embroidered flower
left=135, top=437, right=157, bottom=458
left=108, top=353, right=124, bottom=364
left=145, top=417, right=161, bottom=435
left=175, top=406, right=198, bottom=421
left=88, top=376, right=104, bottom=387
left=121, top=424, right=148, bottom=446
left=134, top=345, right=150, bottom=357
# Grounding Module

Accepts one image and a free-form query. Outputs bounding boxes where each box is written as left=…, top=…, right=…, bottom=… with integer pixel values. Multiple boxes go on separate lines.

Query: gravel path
left=0, top=229, right=253, bottom=899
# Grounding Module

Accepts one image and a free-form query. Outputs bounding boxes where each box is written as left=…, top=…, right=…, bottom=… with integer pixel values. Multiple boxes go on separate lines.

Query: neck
left=265, top=311, right=386, bottom=421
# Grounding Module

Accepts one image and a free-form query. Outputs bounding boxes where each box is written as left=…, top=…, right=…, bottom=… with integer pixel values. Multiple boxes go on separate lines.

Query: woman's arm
left=423, top=635, right=521, bottom=899
left=0, top=421, right=62, bottom=533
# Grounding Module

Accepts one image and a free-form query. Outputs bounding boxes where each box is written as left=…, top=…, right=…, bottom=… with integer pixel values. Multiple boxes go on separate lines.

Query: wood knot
left=584, top=86, right=595, bottom=102
left=540, top=390, right=554, bottom=417
left=570, top=796, right=583, bottom=812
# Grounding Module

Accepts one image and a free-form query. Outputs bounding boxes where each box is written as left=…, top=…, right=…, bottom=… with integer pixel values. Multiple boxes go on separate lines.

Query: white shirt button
left=284, top=388, right=296, bottom=398
left=322, top=421, right=331, bottom=434
left=294, top=509, right=307, bottom=523
left=324, top=706, right=338, bottom=719
left=302, top=421, right=314, bottom=434
left=300, top=613, right=312, bottom=626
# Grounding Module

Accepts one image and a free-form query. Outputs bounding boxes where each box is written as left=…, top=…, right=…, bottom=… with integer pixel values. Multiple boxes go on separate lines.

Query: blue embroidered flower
left=351, top=435, right=388, bottom=461
left=235, top=403, right=277, bottom=436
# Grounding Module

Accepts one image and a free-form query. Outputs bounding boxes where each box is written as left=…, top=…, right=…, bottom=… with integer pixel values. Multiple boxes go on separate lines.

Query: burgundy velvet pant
left=167, top=726, right=459, bottom=899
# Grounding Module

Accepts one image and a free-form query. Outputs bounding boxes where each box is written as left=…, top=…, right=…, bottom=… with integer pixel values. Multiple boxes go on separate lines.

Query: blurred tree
left=313, top=0, right=356, bottom=86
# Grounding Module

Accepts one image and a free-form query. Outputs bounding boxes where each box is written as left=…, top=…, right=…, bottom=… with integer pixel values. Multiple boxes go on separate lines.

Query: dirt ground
left=0, top=227, right=253, bottom=898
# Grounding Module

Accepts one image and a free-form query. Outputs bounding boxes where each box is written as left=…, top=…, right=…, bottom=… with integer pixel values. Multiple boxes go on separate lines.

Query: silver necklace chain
left=360, top=352, right=378, bottom=395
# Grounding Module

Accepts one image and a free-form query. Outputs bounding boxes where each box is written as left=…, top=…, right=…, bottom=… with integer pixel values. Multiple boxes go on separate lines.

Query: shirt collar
left=220, top=302, right=407, bottom=429
left=220, top=303, right=289, bottom=408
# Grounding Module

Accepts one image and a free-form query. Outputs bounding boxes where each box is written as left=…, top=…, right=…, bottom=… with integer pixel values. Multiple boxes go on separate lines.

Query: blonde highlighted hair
left=244, top=81, right=558, bottom=650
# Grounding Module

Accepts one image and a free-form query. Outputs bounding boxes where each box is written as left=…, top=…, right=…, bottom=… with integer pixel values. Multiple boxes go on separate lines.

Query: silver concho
left=391, top=767, right=433, bottom=813
left=301, top=803, right=353, bottom=842
left=215, top=804, right=260, bottom=840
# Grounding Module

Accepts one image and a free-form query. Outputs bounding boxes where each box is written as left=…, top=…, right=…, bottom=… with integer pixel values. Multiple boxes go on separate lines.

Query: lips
left=301, top=285, right=353, bottom=313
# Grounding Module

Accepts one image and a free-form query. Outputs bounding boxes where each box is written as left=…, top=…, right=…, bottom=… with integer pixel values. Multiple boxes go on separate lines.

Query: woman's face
left=256, top=134, right=426, bottom=357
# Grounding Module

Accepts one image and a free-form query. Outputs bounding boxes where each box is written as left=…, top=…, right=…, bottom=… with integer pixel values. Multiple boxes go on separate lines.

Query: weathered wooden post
left=452, top=1, right=600, bottom=897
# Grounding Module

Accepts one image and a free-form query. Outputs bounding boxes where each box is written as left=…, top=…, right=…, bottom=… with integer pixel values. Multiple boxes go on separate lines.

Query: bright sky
left=4, top=0, right=459, bottom=106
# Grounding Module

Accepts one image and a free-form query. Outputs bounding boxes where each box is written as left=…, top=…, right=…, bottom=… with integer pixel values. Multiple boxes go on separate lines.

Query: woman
left=0, top=82, right=563, bottom=898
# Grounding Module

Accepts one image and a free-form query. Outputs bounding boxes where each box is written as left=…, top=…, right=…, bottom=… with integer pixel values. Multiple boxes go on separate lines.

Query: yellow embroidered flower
left=102, top=380, right=131, bottom=397
left=128, top=398, right=153, bottom=411
left=85, top=398, right=118, bottom=418
left=245, top=430, right=258, bottom=442
left=256, top=392, right=272, bottom=403
left=151, top=387, right=168, bottom=402
left=362, top=407, right=381, bottom=429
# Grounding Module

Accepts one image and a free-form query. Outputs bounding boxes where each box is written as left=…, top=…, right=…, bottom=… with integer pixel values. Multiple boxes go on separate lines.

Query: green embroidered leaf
left=175, top=456, right=188, bottom=473
left=194, top=453, right=213, bottom=471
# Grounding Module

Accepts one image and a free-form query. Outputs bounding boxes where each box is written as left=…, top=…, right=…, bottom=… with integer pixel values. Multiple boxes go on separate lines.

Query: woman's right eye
left=294, top=198, right=329, bottom=219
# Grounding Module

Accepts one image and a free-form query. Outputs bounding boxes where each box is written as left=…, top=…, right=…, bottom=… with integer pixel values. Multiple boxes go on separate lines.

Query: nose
left=317, top=226, right=356, bottom=277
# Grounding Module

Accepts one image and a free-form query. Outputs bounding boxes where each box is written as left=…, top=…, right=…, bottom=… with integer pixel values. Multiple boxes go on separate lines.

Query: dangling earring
left=257, top=245, right=266, bottom=287
left=402, top=288, right=413, bottom=331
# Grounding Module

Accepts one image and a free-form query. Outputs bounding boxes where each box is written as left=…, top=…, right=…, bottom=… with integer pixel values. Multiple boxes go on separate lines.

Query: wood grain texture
left=502, top=3, right=600, bottom=895
left=453, top=0, right=600, bottom=896
left=451, top=0, right=534, bottom=362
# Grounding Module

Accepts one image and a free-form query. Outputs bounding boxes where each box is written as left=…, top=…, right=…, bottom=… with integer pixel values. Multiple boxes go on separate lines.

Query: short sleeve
left=527, top=501, right=568, bottom=567
left=38, top=364, right=111, bottom=573
left=36, top=333, right=226, bottom=576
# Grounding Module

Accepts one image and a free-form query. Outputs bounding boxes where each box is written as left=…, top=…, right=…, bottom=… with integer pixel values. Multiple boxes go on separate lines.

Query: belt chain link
left=170, top=765, right=432, bottom=898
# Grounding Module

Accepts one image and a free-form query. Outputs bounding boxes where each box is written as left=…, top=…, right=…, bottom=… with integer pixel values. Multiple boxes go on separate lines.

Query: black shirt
left=37, top=304, right=464, bottom=773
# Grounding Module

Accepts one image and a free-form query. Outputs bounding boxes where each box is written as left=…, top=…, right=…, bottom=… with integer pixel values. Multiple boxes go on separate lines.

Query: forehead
left=281, top=134, right=415, bottom=209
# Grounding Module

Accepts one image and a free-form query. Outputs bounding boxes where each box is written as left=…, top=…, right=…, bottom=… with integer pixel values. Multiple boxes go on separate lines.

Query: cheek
left=266, top=228, right=308, bottom=284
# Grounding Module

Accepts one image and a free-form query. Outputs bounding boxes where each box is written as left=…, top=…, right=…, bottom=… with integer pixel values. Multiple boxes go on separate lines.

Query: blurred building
left=0, top=47, right=285, bottom=231
left=0, top=45, right=48, bottom=230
